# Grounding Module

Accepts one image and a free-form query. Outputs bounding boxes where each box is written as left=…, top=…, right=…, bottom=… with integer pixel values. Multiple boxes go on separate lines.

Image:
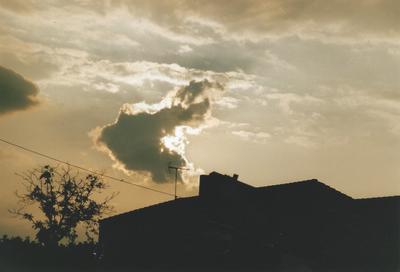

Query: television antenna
left=168, top=163, right=189, bottom=200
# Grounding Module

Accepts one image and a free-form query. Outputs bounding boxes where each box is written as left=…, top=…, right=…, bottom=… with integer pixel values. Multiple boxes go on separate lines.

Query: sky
left=0, top=0, right=399, bottom=237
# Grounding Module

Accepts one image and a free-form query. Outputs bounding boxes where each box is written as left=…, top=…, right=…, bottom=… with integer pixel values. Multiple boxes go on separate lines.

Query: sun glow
left=160, top=126, right=205, bottom=185
left=160, top=126, right=201, bottom=156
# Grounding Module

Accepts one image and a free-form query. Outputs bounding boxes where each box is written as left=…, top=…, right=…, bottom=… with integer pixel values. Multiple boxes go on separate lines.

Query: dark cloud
left=95, top=80, right=222, bottom=183
left=0, top=65, right=40, bottom=115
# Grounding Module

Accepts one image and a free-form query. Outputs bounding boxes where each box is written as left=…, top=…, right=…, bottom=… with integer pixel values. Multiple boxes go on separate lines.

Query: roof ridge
left=356, top=195, right=400, bottom=200
left=257, top=178, right=318, bottom=189
left=101, top=196, right=198, bottom=222
left=312, top=180, right=352, bottom=199
left=257, top=179, right=352, bottom=199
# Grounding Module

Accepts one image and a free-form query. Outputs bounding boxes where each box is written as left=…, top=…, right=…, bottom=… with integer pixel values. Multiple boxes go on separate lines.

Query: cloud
left=12, top=1, right=398, bottom=47
left=232, top=130, right=271, bottom=144
left=214, top=96, right=239, bottom=109
left=178, top=45, right=193, bottom=54
left=93, top=80, right=223, bottom=183
left=264, top=92, right=324, bottom=115
left=0, top=0, right=34, bottom=13
left=0, top=65, right=40, bottom=115
left=110, top=0, right=400, bottom=42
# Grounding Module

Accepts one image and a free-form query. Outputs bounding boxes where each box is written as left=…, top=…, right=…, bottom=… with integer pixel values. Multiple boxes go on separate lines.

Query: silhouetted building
left=99, top=172, right=400, bottom=271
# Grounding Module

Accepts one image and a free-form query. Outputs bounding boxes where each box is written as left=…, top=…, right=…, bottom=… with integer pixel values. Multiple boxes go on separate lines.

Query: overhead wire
left=0, top=137, right=176, bottom=198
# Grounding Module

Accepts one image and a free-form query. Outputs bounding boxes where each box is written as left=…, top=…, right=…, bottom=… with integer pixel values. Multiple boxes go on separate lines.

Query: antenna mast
left=168, top=164, right=189, bottom=200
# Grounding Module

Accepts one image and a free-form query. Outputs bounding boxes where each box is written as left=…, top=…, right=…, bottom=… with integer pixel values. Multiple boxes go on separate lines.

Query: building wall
left=99, top=173, right=400, bottom=270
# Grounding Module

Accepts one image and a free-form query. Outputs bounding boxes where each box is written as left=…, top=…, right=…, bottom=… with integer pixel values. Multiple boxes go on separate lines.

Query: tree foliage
left=10, top=165, right=116, bottom=246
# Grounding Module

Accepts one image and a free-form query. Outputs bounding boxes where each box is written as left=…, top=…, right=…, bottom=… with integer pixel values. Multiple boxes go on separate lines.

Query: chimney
left=232, top=174, right=239, bottom=181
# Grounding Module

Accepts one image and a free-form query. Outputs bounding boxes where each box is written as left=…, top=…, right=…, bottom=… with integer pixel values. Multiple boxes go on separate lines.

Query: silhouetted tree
left=10, top=165, right=116, bottom=246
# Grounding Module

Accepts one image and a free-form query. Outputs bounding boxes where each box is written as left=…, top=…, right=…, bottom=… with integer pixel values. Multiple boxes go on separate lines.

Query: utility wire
left=0, top=137, right=176, bottom=198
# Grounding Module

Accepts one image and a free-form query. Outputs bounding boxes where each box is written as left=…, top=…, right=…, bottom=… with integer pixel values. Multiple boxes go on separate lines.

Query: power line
left=0, top=137, right=176, bottom=198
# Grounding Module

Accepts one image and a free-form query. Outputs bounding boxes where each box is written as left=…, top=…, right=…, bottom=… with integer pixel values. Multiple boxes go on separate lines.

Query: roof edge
left=100, top=196, right=198, bottom=223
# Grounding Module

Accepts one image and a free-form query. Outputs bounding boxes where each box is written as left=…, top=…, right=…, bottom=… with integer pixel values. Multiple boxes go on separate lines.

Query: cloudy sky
left=0, top=0, right=399, bottom=237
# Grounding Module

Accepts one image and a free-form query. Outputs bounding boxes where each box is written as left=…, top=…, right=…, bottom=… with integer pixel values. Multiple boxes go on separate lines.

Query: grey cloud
left=0, top=65, right=40, bottom=115
left=110, top=0, right=400, bottom=40
left=21, top=1, right=396, bottom=42
left=95, top=80, right=222, bottom=183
